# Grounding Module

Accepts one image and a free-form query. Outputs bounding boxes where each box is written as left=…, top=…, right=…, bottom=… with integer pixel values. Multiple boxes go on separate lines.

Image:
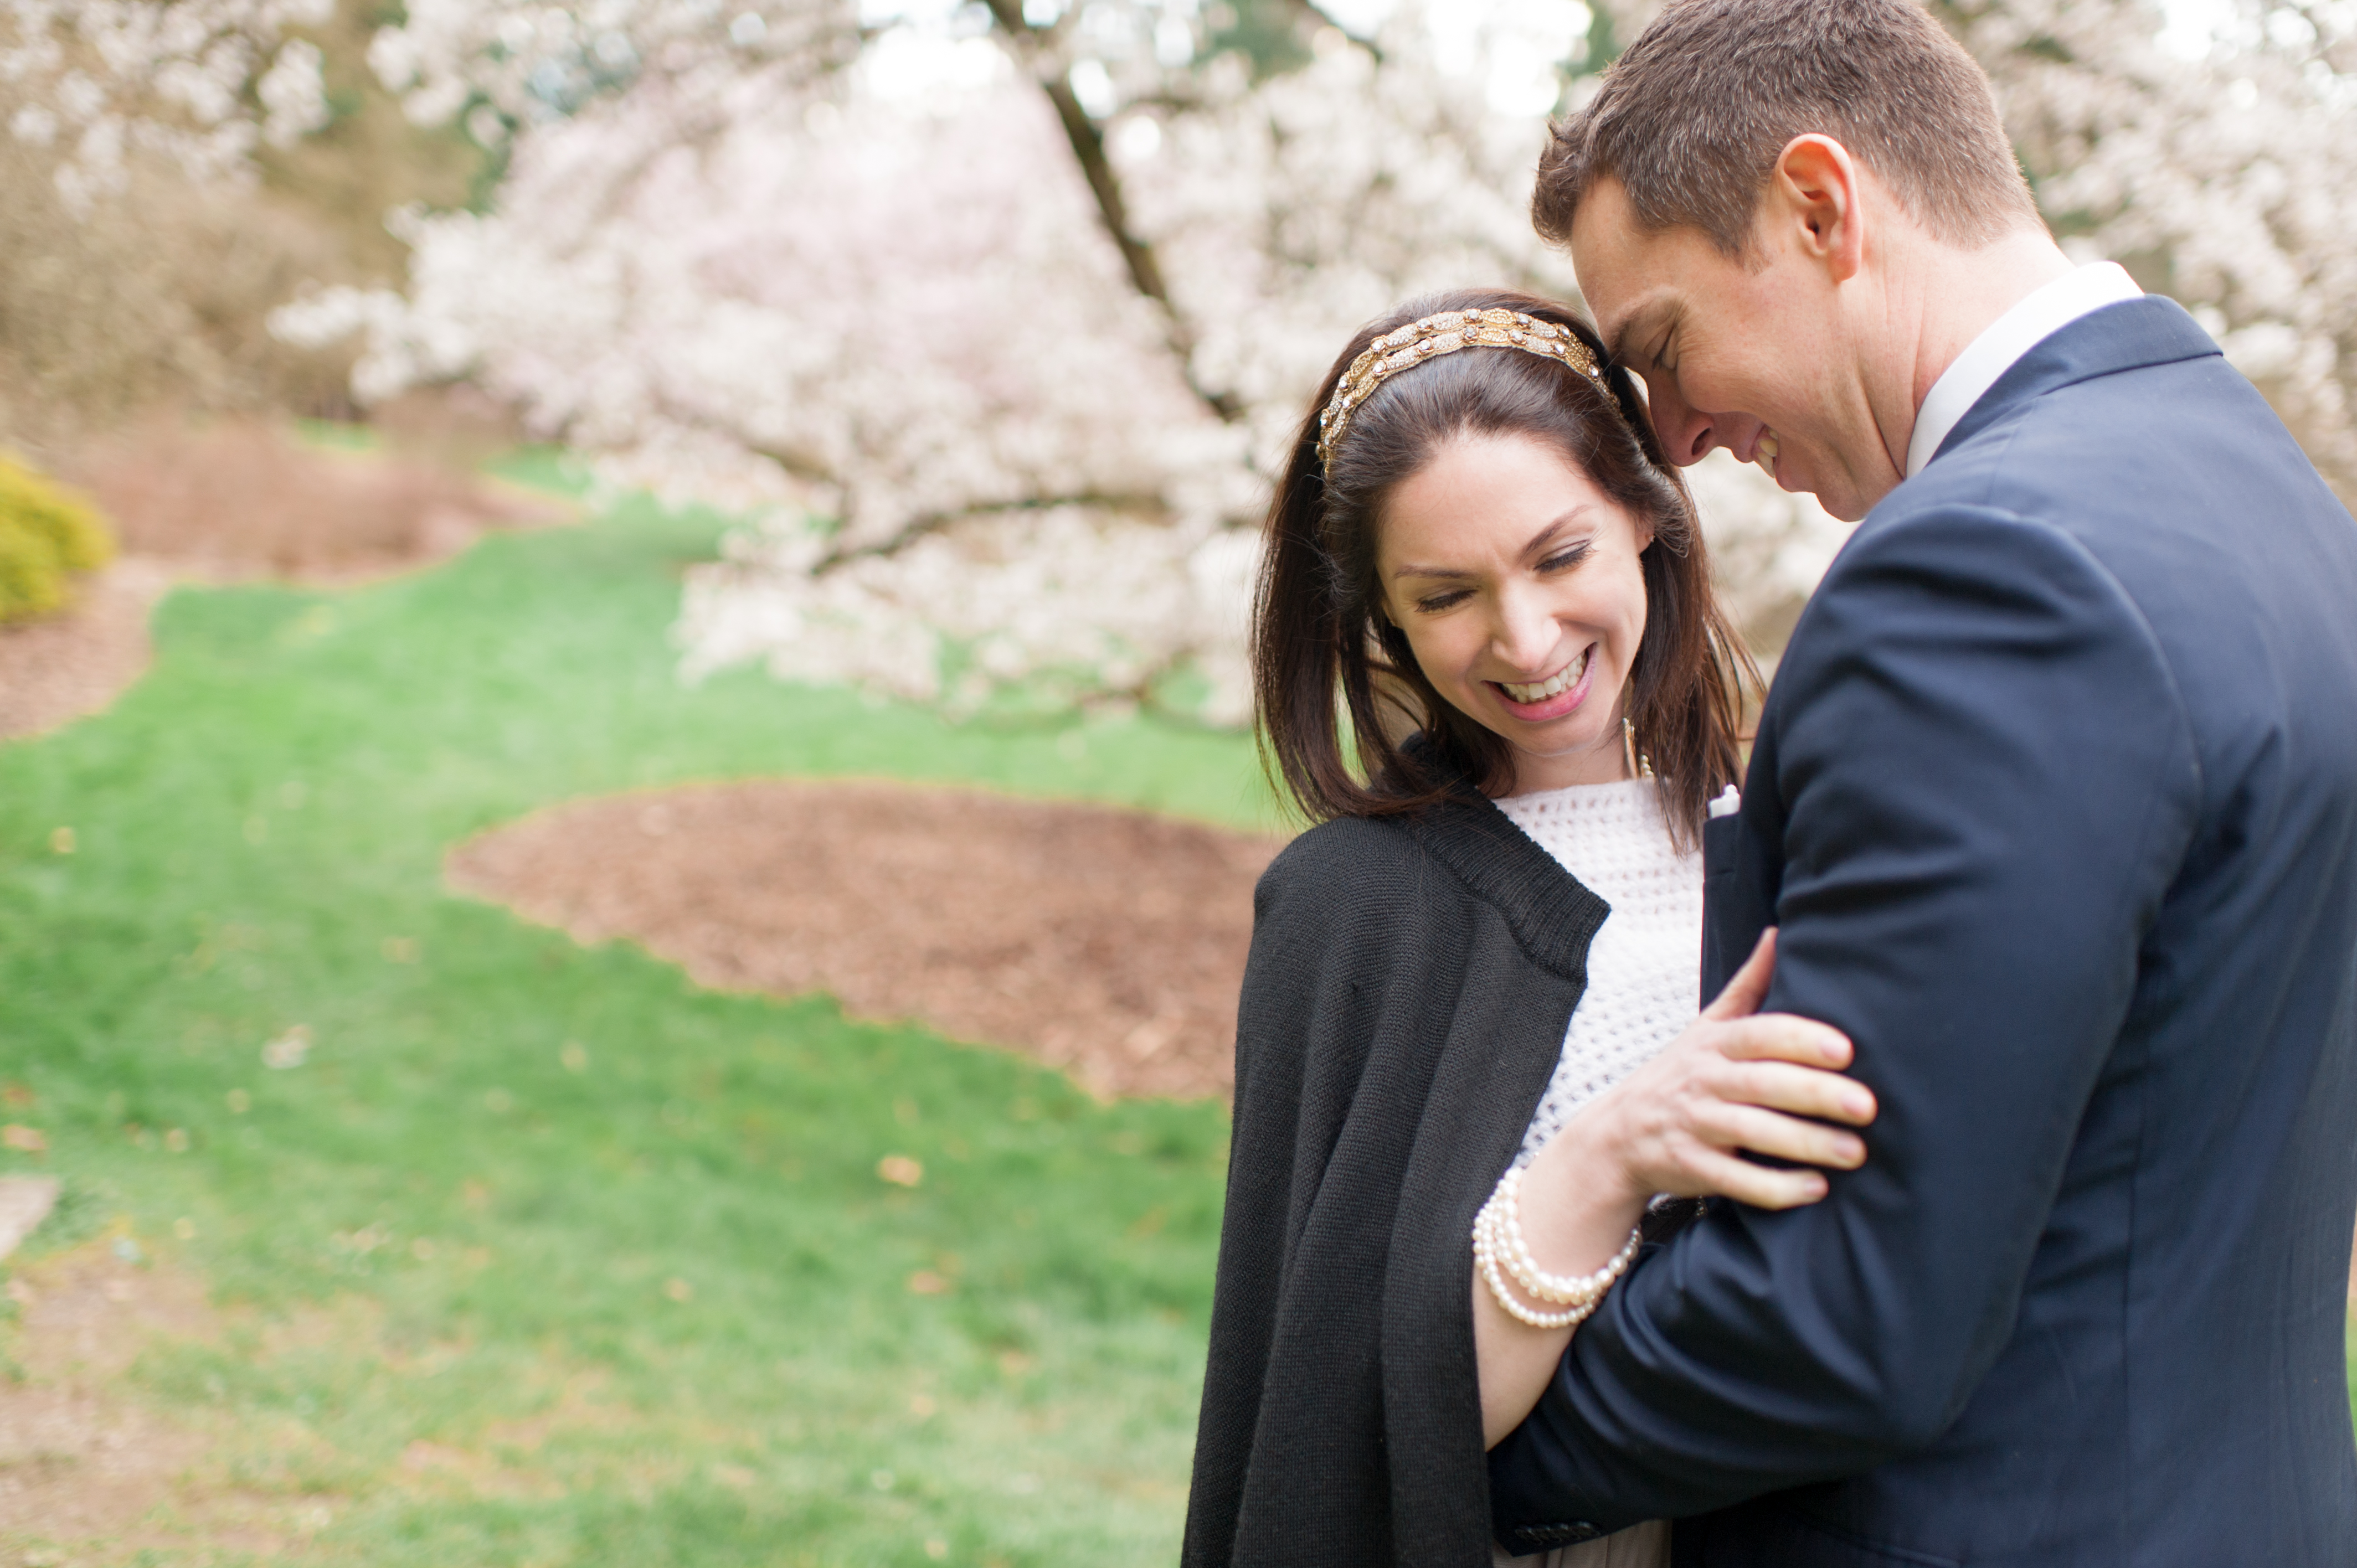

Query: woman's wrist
left=1510, top=1161, right=1648, bottom=1294
left=1533, top=1091, right=1656, bottom=1218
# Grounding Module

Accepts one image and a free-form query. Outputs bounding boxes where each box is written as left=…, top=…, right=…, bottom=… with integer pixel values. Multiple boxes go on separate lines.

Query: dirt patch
left=0, top=1242, right=219, bottom=1551
left=73, top=419, right=567, bottom=586
left=447, top=780, right=1287, bottom=1100
left=0, top=1240, right=365, bottom=1560
left=2, top=421, right=572, bottom=744
left=0, top=559, right=171, bottom=742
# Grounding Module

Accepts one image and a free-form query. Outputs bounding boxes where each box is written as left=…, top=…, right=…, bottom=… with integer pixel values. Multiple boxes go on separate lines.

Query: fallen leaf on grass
left=877, top=1155, right=924, bottom=1188
left=906, top=1270, right=950, bottom=1296
left=261, top=1025, right=312, bottom=1070
left=2, top=1124, right=48, bottom=1153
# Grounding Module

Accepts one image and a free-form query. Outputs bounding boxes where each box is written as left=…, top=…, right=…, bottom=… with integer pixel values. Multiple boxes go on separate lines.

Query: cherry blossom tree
left=261, top=0, right=2353, bottom=723
left=1, top=0, right=336, bottom=209
left=1945, top=0, right=2357, bottom=493
left=277, top=3, right=1659, bottom=720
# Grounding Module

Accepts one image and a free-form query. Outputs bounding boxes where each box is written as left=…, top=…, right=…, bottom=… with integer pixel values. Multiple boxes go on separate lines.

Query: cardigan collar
left=1406, top=792, right=1612, bottom=986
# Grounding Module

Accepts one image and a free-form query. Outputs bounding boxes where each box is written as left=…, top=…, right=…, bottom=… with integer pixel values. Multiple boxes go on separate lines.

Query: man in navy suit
left=1485, top=1, right=2357, bottom=1563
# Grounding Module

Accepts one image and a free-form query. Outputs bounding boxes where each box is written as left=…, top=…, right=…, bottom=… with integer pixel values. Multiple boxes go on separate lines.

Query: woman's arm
left=1475, top=931, right=1876, bottom=1447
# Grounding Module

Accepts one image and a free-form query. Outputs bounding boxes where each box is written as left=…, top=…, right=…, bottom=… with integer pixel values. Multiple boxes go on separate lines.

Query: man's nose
left=1648, top=380, right=1723, bottom=467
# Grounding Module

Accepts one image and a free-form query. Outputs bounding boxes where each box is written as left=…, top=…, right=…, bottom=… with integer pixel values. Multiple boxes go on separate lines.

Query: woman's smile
left=1490, top=643, right=1595, bottom=722
left=1379, top=433, right=1653, bottom=791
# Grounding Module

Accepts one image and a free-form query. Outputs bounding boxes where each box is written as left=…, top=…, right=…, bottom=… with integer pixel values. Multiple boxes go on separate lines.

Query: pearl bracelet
left=1474, top=1204, right=1603, bottom=1329
left=1485, top=1166, right=1642, bottom=1304
left=1470, top=1165, right=1642, bottom=1325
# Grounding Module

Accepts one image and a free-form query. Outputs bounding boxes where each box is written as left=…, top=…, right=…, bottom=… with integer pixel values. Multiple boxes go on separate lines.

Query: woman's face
left=1376, top=432, right=1653, bottom=795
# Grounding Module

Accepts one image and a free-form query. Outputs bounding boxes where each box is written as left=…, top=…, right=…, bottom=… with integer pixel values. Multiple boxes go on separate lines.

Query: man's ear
left=1767, top=134, right=1865, bottom=283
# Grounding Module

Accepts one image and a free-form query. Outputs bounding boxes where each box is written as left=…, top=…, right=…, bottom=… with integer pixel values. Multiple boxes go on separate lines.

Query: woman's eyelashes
left=1406, top=541, right=1593, bottom=614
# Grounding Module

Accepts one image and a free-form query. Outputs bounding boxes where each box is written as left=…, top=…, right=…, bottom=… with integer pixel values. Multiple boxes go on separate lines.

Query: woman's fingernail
left=1845, top=1091, right=1873, bottom=1117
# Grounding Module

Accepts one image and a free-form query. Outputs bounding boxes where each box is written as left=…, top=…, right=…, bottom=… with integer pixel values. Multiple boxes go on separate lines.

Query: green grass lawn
left=0, top=464, right=1276, bottom=1565
left=4, top=462, right=2351, bottom=1564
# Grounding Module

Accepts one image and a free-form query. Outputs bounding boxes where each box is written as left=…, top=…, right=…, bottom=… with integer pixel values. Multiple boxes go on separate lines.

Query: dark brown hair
left=1533, top=0, right=2040, bottom=259
left=1253, top=287, right=1757, bottom=848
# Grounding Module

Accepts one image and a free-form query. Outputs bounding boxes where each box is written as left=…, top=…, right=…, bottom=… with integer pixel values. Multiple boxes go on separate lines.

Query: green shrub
left=0, top=455, right=115, bottom=623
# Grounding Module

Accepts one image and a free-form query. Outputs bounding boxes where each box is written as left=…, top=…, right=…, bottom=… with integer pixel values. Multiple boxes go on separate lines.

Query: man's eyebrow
left=1604, top=302, right=1663, bottom=373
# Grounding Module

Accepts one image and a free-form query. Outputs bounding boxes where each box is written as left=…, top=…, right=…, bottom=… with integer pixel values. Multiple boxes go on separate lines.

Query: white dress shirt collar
left=1904, top=261, right=2144, bottom=478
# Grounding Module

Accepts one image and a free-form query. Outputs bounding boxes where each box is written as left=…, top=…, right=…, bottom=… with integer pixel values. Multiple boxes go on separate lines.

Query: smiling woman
left=1380, top=434, right=1655, bottom=793
left=1254, top=287, right=1753, bottom=848
left=1185, top=290, right=1873, bottom=1568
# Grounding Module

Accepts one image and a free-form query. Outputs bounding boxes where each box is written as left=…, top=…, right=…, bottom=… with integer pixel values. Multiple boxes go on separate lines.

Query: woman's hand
left=1475, top=929, right=1874, bottom=1447
left=1571, top=927, right=1875, bottom=1213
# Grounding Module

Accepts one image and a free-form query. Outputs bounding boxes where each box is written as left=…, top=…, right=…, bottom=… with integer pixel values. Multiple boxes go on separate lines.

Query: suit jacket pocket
left=1700, top=813, right=1742, bottom=1006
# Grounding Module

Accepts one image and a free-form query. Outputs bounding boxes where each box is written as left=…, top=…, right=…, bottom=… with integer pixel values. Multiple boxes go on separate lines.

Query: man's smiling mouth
left=1495, top=647, right=1590, bottom=705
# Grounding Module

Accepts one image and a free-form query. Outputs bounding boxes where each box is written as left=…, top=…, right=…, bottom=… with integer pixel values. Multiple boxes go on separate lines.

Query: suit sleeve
left=1489, top=504, right=2204, bottom=1529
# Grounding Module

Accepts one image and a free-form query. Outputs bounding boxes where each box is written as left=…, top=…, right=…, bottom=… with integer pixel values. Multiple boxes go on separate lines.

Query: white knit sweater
left=1493, top=778, right=1703, bottom=1165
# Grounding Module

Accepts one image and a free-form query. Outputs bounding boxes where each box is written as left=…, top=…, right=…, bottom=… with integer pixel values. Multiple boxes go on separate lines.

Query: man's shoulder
left=1903, top=300, right=2330, bottom=537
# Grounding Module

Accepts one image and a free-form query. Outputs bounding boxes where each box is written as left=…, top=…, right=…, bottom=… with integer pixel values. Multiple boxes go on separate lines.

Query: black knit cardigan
left=1181, top=793, right=1611, bottom=1567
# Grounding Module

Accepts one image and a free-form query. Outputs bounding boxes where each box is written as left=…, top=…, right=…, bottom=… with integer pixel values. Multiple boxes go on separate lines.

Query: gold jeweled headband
left=1316, top=307, right=1622, bottom=466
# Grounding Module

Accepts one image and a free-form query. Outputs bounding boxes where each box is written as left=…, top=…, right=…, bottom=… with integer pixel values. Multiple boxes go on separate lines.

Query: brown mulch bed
left=0, top=558, right=170, bottom=741
left=446, top=780, right=1290, bottom=1101
left=74, top=419, right=568, bottom=586
left=1, top=421, right=570, bottom=742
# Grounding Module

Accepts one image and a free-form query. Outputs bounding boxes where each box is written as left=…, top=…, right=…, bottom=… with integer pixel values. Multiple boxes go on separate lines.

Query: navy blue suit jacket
left=1489, top=298, right=2357, bottom=1566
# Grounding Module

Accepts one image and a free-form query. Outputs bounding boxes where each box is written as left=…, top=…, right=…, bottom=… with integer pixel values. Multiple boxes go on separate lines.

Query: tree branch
left=1278, top=0, right=1383, bottom=63
left=979, top=0, right=1244, bottom=425
left=815, top=489, right=1173, bottom=570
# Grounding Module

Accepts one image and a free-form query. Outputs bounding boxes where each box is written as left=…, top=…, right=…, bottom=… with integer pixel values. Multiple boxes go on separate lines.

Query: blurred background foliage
left=3, top=1, right=2355, bottom=1561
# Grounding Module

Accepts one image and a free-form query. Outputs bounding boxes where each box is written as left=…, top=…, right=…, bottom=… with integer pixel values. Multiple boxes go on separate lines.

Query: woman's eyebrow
left=1390, top=509, right=1597, bottom=580
left=1524, top=509, right=1595, bottom=558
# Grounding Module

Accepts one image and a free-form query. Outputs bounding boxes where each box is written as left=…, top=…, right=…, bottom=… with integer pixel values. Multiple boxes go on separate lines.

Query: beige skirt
left=1494, top=1518, right=1670, bottom=1568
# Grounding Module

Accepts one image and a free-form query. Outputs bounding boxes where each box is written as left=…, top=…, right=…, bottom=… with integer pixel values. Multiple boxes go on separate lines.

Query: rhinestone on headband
left=1316, top=307, right=1620, bottom=465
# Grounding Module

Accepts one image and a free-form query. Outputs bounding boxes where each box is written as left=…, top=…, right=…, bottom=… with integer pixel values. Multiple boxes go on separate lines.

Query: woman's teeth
left=1499, top=650, right=1587, bottom=704
left=1755, top=431, right=1780, bottom=473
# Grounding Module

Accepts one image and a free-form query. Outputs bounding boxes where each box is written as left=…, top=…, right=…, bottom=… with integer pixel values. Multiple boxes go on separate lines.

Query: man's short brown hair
left=1535, top=0, right=2040, bottom=259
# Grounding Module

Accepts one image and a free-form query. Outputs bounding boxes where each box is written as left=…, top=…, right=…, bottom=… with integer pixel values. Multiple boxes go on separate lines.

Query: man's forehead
left=1564, top=178, right=1665, bottom=357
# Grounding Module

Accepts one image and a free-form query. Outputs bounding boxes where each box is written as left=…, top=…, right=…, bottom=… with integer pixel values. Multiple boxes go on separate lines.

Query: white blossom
left=0, top=0, right=335, bottom=204
left=270, top=1, right=2355, bottom=723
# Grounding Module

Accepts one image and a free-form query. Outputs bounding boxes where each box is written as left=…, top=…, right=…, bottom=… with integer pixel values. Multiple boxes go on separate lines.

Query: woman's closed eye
left=1538, top=541, right=1594, bottom=575
left=1412, top=585, right=1474, bottom=613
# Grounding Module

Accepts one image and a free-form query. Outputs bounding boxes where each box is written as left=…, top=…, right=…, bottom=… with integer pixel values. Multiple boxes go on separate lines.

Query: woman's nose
left=1492, top=593, right=1558, bottom=673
